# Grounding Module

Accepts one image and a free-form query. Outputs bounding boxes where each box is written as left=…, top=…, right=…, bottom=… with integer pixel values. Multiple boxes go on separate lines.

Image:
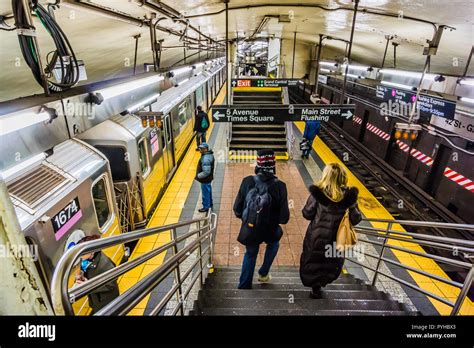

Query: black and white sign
left=212, top=104, right=355, bottom=123
left=376, top=85, right=456, bottom=120
left=231, top=79, right=301, bottom=88
left=52, top=197, right=83, bottom=241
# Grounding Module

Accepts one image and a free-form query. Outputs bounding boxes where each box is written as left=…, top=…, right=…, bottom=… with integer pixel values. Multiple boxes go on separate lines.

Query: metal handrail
left=351, top=218, right=474, bottom=315
left=51, top=213, right=217, bottom=315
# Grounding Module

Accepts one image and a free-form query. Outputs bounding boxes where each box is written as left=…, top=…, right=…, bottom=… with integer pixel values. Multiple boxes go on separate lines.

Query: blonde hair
left=316, top=163, right=348, bottom=202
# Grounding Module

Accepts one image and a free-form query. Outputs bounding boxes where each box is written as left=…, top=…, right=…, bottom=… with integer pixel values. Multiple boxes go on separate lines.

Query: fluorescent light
left=0, top=111, right=51, bottom=136
left=320, top=61, right=337, bottom=67
left=0, top=153, right=46, bottom=180
left=344, top=73, right=363, bottom=79
left=342, top=64, right=369, bottom=71
left=459, top=96, right=474, bottom=104
left=171, top=66, right=193, bottom=76
left=379, top=69, right=436, bottom=80
left=0, top=153, right=46, bottom=181
left=175, top=78, right=190, bottom=87
left=193, top=62, right=205, bottom=69
left=381, top=80, right=415, bottom=90
left=127, top=93, right=160, bottom=112
left=459, top=79, right=474, bottom=86
left=320, top=68, right=332, bottom=73
left=99, top=75, right=164, bottom=100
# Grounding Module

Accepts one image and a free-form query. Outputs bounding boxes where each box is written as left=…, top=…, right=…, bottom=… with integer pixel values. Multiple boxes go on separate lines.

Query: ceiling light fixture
left=0, top=107, right=56, bottom=136
left=380, top=69, right=436, bottom=80
left=127, top=93, right=160, bottom=113
left=99, top=75, right=164, bottom=100
left=381, top=80, right=416, bottom=91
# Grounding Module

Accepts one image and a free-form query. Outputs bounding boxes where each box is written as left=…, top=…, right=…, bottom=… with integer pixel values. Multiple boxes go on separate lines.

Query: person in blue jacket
left=301, top=120, right=321, bottom=159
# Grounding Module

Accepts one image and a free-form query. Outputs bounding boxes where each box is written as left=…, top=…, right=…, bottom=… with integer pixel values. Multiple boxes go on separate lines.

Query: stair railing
left=51, top=213, right=217, bottom=316
left=350, top=218, right=474, bottom=315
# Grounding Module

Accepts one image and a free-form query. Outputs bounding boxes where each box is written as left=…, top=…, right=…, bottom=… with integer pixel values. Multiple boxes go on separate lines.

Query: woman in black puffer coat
left=299, top=163, right=362, bottom=298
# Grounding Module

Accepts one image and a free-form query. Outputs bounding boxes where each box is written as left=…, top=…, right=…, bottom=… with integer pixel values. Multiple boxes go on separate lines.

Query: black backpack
left=242, top=175, right=276, bottom=230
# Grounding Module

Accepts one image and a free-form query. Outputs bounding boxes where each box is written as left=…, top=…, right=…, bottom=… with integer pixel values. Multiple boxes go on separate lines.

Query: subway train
left=0, top=59, right=226, bottom=307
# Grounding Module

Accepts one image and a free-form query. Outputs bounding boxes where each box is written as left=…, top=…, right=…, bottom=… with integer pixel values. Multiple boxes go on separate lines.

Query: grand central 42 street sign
left=211, top=104, right=355, bottom=123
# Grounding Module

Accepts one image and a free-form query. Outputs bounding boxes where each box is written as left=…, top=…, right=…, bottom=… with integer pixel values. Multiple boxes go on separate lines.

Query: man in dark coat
left=75, top=235, right=120, bottom=314
left=299, top=185, right=362, bottom=298
left=194, top=105, right=210, bottom=150
left=195, top=143, right=215, bottom=213
left=233, top=149, right=290, bottom=289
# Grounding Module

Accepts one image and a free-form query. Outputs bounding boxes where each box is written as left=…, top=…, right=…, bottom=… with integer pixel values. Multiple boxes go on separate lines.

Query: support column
left=291, top=31, right=297, bottom=78
left=268, top=37, right=281, bottom=77
left=0, top=179, right=52, bottom=315
left=225, top=0, right=231, bottom=103
left=340, top=0, right=360, bottom=104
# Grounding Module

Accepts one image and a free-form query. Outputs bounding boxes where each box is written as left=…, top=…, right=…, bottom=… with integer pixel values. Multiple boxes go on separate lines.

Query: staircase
left=190, top=267, right=418, bottom=316
left=230, top=90, right=288, bottom=157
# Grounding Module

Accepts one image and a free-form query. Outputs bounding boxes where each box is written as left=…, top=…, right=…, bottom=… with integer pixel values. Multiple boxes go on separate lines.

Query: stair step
left=193, top=308, right=413, bottom=316
left=232, top=131, right=286, bottom=136
left=197, top=297, right=407, bottom=312
left=203, top=280, right=373, bottom=291
left=200, top=289, right=391, bottom=300
left=232, top=124, right=285, bottom=129
left=209, top=274, right=361, bottom=284
left=229, top=144, right=288, bottom=149
left=230, top=137, right=287, bottom=143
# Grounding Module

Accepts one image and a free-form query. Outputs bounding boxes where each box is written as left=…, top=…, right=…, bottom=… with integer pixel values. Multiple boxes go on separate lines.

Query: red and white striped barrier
left=352, top=116, right=363, bottom=125
left=366, top=122, right=391, bottom=141
left=395, top=140, right=434, bottom=166
left=444, top=168, right=474, bottom=193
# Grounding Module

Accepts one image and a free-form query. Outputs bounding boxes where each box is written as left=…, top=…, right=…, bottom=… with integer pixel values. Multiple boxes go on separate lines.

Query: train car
left=2, top=139, right=124, bottom=290
left=77, top=114, right=162, bottom=230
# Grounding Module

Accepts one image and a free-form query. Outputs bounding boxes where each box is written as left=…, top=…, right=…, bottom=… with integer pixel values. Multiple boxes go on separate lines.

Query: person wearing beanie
left=195, top=143, right=215, bottom=213
left=233, top=149, right=290, bottom=289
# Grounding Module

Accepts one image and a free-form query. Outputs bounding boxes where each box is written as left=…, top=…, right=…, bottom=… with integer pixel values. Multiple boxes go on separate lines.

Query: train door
left=207, top=81, right=212, bottom=107
left=426, top=144, right=452, bottom=197
left=161, top=114, right=175, bottom=180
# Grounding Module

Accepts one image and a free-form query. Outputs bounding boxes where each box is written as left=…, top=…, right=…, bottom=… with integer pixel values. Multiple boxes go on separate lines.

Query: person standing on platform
left=74, top=235, right=120, bottom=314
left=194, top=105, right=210, bottom=151
left=233, top=149, right=290, bottom=289
left=299, top=163, right=362, bottom=299
left=301, top=120, right=321, bottom=159
left=195, top=143, right=215, bottom=213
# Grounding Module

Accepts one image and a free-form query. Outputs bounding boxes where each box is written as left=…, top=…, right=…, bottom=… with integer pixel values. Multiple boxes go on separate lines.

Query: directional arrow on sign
left=213, top=110, right=223, bottom=121
left=231, top=80, right=237, bottom=87
left=342, top=110, right=353, bottom=119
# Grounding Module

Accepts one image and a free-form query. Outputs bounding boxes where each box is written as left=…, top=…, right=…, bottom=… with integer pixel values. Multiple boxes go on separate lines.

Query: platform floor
left=115, top=84, right=473, bottom=316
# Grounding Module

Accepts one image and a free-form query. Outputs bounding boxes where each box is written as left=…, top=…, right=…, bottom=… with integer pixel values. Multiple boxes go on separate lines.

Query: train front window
left=92, top=177, right=112, bottom=231
left=138, top=138, right=150, bottom=177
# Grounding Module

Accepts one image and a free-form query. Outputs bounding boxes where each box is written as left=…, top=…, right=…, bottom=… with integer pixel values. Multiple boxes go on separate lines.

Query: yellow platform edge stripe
left=294, top=121, right=473, bottom=315
left=119, top=83, right=228, bottom=316
left=232, top=86, right=282, bottom=92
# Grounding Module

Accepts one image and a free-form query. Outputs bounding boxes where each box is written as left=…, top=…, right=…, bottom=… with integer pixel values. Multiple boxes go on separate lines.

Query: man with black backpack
left=233, top=149, right=290, bottom=289
left=194, top=105, right=210, bottom=150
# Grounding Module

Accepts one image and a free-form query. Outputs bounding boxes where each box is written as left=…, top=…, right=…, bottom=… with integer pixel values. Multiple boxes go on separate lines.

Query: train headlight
left=402, top=131, right=409, bottom=140
left=141, top=117, right=148, bottom=128
left=394, top=130, right=402, bottom=139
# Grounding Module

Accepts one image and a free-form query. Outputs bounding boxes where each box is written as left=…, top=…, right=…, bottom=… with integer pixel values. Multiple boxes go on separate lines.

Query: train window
left=95, top=146, right=130, bottom=182
left=196, top=86, right=204, bottom=109
left=178, top=101, right=187, bottom=127
left=91, top=176, right=112, bottom=231
left=138, top=138, right=150, bottom=177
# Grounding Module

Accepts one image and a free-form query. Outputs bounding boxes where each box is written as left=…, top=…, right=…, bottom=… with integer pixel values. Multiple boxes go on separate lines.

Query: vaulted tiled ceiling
left=0, top=0, right=472, bottom=102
